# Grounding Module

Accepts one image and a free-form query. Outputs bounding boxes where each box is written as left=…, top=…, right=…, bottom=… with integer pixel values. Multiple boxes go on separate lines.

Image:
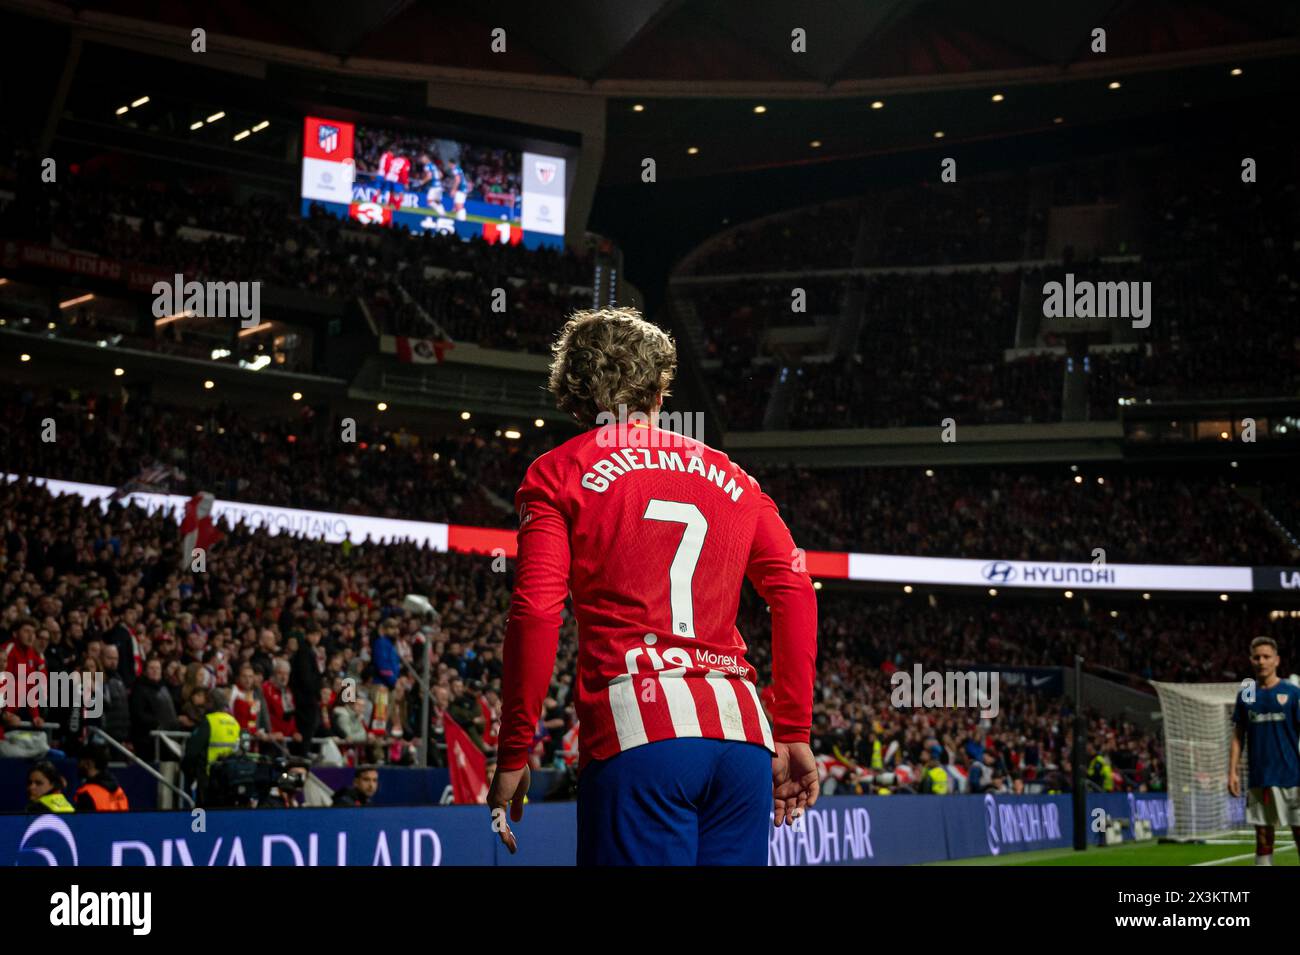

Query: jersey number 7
left=642, top=499, right=708, bottom=640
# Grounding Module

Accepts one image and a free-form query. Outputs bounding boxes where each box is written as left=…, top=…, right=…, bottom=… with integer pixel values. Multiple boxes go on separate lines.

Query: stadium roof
left=30, top=0, right=1300, bottom=92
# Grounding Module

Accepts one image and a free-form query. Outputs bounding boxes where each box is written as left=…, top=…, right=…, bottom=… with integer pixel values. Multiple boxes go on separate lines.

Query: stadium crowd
left=8, top=469, right=1297, bottom=804
left=381, top=270, right=592, bottom=354
left=4, top=382, right=1294, bottom=567
left=684, top=176, right=1034, bottom=275
left=1, top=138, right=1296, bottom=810
left=752, top=463, right=1297, bottom=565
left=741, top=587, right=1294, bottom=797
left=784, top=267, right=1058, bottom=429
left=0, top=477, right=555, bottom=778
left=0, top=383, right=536, bottom=529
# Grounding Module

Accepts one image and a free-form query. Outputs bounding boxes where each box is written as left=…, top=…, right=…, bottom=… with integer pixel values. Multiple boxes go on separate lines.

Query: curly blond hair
left=548, top=308, right=676, bottom=427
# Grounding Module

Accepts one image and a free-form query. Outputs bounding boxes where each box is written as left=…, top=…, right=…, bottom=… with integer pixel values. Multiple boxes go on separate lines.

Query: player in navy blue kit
left=445, top=162, right=470, bottom=221
left=1229, top=636, right=1300, bottom=866
left=417, top=153, right=445, bottom=215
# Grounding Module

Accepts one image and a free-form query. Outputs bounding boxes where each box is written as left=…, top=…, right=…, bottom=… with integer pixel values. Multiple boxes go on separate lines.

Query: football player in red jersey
left=489, top=308, right=818, bottom=865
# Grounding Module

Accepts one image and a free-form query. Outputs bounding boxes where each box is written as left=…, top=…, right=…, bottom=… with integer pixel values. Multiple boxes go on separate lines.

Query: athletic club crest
left=1279, top=693, right=1289, bottom=705
left=318, top=124, right=339, bottom=154
left=534, top=159, right=558, bottom=185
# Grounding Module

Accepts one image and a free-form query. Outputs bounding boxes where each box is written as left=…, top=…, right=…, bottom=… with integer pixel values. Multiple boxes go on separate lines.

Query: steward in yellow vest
left=37, top=791, right=76, bottom=813
left=917, top=750, right=950, bottom=794
left=204, top=711, right=242, bottom=766
left=1089, top=753, right=1114, bottom=792
left=26, top=760, right=75, bottom=814
left=181, top=691, right=246, bottom=807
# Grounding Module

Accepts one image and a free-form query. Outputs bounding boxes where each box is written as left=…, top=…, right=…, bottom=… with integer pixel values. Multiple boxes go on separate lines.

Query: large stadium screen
left=300, top=115, right=567, bottom=249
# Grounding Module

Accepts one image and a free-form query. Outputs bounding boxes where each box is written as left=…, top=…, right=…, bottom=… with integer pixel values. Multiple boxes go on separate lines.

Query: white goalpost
left=1150, top=681, right=1246, bottom=842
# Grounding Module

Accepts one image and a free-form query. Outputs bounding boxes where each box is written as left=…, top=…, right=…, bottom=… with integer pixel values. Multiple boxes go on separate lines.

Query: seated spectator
left=333, top=695, right=368, bottom=746
left=332, top=766, right=380, bottom=807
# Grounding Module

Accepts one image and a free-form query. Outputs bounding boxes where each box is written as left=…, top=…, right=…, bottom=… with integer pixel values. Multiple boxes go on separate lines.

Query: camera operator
left=262, top=757, right=312, bottom=809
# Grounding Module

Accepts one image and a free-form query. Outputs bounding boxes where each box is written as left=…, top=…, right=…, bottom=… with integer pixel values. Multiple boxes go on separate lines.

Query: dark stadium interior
left=0, top=0, right=1298, bottom=880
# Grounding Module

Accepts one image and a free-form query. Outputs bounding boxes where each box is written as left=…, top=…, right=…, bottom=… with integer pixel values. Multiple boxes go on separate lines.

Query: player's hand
left=487, top=764, right=530, bottom=854
left=772, top=741, right=819, bottom=827
left=1227, top=772, right=1241, bottom=798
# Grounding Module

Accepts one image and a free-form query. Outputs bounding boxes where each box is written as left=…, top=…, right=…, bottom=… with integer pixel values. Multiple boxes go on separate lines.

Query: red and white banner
left=179, top=491, right=223, bottom=565
left=444, top=713, right=488, bottom=804
left=2, top=240, right=172, bottom=292
left=395, top=337, right=452, bottom=364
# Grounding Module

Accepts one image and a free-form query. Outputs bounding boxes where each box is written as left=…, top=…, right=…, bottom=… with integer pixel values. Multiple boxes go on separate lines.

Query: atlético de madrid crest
left=318, top=124, right=339, bottom=154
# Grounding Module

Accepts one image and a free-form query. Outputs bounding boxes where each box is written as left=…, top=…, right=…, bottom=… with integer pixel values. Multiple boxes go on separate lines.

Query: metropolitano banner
left=8, top=473, right=1289, bottom=593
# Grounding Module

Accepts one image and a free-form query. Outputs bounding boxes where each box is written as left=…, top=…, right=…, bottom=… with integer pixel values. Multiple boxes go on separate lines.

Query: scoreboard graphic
left=300, top=115, right=567, bottom=249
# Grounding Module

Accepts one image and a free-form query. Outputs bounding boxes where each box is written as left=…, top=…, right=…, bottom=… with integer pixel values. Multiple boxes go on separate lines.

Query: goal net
left=1150, top=681, right=1245, bottom=841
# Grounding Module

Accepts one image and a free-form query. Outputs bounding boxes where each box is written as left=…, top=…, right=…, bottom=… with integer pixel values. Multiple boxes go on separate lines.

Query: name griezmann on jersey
left=581, top=448, right=745, bottom=502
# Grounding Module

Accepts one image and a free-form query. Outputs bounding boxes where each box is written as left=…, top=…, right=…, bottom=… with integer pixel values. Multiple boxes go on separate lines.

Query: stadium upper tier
left=675, top=146, right=1300, bottom=431
left=1, top=384, right=535, bottom=529
left=0, top=167, right=592, bottom=362
left=752, top=464, right=1297, bottom=566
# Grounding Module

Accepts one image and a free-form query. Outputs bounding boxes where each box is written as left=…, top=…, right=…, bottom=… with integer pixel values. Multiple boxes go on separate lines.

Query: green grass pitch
left=924, top=836, right=1297, bottom=866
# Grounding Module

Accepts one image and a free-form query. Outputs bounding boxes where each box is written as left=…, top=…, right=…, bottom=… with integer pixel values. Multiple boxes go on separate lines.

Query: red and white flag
left=180, top=491, right=223, bottom=565
left=443, top=712, right=488, bottom=804
left=396, top=337, right=453, bottom=364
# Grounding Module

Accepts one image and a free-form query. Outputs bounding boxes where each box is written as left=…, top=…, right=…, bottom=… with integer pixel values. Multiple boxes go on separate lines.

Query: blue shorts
left=576, top=737, right=772, bottom=866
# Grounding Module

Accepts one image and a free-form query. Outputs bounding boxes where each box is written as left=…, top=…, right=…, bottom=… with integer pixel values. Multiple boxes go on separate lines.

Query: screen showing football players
left=300, top=115, right=567, bottom=249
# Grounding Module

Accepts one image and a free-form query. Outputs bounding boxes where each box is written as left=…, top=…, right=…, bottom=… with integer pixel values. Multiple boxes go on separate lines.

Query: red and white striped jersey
left=383, top=155, right=410, bottom=186
left=497, top=422, right=818, bottom=770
